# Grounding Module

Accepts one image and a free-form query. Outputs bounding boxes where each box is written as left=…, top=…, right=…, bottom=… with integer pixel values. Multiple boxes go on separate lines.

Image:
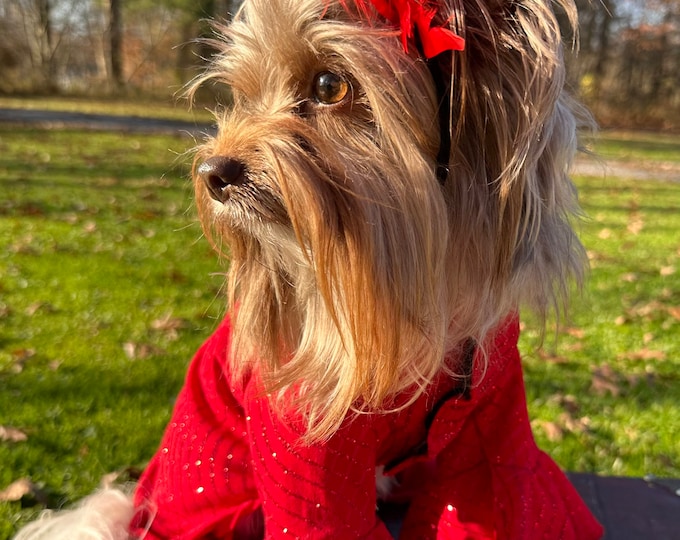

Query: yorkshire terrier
left=16, top=0, right=603, bottom=538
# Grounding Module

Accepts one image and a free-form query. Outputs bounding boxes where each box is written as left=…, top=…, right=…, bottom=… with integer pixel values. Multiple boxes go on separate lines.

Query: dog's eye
left=312, top=71, right=349, bottom=105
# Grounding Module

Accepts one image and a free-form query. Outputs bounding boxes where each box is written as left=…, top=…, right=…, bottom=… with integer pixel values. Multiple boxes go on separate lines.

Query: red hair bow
left=354, top=0, right=465, bottom=58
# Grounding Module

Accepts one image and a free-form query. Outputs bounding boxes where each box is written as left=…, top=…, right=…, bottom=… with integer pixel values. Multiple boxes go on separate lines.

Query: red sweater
left=130, top=317, right=603, bottom=539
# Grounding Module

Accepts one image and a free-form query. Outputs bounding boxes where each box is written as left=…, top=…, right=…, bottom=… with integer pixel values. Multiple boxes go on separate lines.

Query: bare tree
left=109, top=0, right=124, bottom=88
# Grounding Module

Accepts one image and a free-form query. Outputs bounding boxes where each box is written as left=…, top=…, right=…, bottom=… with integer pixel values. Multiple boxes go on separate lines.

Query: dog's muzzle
left=198, top=156, right=247, bottom=203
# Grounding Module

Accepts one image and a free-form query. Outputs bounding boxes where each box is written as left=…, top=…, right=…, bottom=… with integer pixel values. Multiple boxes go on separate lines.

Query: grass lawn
left=595, top=131, right=680, bottom=164
left=1, top=121, right=679, bottom=537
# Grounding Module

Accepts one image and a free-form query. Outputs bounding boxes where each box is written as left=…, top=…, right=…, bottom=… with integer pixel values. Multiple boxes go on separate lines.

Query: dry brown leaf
left=620, top=273, right=638, bottom=283
left=0, top=478, right=36, bottom=502
left=626, top=372, right=657, bottom=389
left=564, top=342, right=584, bottom=352
left=10, top=349, right=36, bottom=373
left=532, top=420, right=564, bottom=442
left=634, top=300, right=665, bottom=319
left=668, top=307, right=680, bottom=321
left=537, top=350, right=569, bottom=363
left=25, top=302, right=43, bottom=316
left=48, top=360, right=62, bottom=371
left=660, top=266, right=675, bottom=276
left=598, top=228, right=612, bottom=240
left=614, top=315, right=627, bottom=326
left=559, top=412, right=591, bottom=434
left=565, top=327, right=585, bottom=339
left=591, top=364, right=623, bottom=397
left=618, top=349, right=667, bottom=362
left=626, top=213, right=644, bottom=235
left=150, top=313, right=186, bottom=341
left=558, top=394, right=581, bottom=415
left=123, top=342, right=163, bottom=360
left=0, top=426, right=28, bottom=443
left=123, top=342, right=136, bottom=359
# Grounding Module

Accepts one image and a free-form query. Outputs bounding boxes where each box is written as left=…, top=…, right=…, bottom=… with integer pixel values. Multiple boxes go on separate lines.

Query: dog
left=16, top=0, right=603, bottom=538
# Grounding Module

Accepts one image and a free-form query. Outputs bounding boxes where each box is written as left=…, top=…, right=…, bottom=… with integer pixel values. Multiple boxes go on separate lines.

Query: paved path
left=0, top=107, right=214, bottom=136
left=574, top=157, right=680, bottom=182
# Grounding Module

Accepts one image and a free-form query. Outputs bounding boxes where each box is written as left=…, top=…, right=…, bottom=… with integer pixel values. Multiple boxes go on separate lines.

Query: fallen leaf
left=558, top=394, right=580, bottom=415
left=633, top=300, right=666, bottom=319
left=0, top=478, right=35, bottom=502
left=10, top=349, right=36, bottom=373
left=48, top=360, right=63, bottom=371
left=598, top=228, right=612, bottom=239
left=150, top=313, right=186, bottom=341
left=123, top=342, right=163, bottom=360
left=25, top=302, right=55, bottom=316
left=559, top=412, right=591, bottom=434
left=618, top=349, right=666, bottom=362
left=0, top=426, right=28, bottom=442
left=537, top=350, right=569, bottom=363
left=591, top=364, right=623, bottom=397
left=532, top=420, right=564, bottom=442
left=668, top=307, right=680, bottom=321
left=626, top=372, right=657, bottom=389
left=626, top=212, right=644, bottom=235
left=565, top=327, right=585, bottom=339
left=25, top=302, right=44, bottom=316
left=660, top=266, right=675, bottom=276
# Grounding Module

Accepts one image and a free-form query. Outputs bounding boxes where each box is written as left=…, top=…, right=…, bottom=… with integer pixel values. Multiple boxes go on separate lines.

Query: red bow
left=350, top=0, right=465, bottom=58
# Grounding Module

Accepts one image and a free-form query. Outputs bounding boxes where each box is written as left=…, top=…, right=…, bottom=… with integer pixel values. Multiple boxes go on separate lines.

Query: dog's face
left=191, top=0, right=585, bottom=438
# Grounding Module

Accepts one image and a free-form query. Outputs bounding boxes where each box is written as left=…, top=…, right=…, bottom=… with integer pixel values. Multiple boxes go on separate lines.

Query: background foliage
left=0, top=0, right=678, bottom=130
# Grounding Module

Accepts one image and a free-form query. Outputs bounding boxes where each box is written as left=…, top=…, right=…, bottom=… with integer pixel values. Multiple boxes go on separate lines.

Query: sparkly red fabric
left=130, top=317, right=603, bottom=539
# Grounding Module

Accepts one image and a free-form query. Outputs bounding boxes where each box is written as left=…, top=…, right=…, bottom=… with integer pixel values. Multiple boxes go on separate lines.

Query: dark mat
left=569, top=473, right=680, bottom=540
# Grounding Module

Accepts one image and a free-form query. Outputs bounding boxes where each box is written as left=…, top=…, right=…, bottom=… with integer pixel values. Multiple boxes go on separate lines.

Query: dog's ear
left=442, top=0, right=586, bottom=320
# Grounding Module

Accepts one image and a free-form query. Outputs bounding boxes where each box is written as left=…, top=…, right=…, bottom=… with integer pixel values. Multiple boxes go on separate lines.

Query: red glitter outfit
left=130, top=317, right=603, bottom=539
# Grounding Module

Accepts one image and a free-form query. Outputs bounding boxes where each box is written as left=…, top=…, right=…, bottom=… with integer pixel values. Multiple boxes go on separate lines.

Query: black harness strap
left=427, top=55, right=453, bottom=186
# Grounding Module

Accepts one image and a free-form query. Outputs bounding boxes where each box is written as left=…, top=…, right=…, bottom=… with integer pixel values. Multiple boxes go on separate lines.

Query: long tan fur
left=189, top=0, right=586, bottom=441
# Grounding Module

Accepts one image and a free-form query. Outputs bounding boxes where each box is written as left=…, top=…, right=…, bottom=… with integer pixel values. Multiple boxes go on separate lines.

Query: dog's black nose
left=197, top=156, right=246, bottom=203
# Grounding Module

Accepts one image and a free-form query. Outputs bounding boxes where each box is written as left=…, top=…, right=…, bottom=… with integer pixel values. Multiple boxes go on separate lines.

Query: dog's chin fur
left=191, top=0, right=587, bottom=440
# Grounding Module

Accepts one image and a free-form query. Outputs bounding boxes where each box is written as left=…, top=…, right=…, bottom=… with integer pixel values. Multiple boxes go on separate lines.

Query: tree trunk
left=592, top=0, right=613, bottom=99
left=110, top=0, right=124, bottom=89
left=36, top=0, right=56, bottom=90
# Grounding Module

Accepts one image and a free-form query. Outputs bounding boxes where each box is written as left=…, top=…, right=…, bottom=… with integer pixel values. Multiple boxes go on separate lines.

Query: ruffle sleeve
left=398, top=318, right=604, bottom=540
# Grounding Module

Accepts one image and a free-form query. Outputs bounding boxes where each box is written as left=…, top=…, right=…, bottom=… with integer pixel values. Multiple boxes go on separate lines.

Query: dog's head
left=190, top=0, right=586, bottom=438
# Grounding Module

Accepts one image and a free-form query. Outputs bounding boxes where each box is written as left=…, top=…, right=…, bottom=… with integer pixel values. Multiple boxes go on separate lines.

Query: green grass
left=595, top=130, right=680, bottom=164
left=521, top=175, right=680, bottom=477
left=1, top=122, right=679, bottom=537
left=0, top=126, right=224, bottom=536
